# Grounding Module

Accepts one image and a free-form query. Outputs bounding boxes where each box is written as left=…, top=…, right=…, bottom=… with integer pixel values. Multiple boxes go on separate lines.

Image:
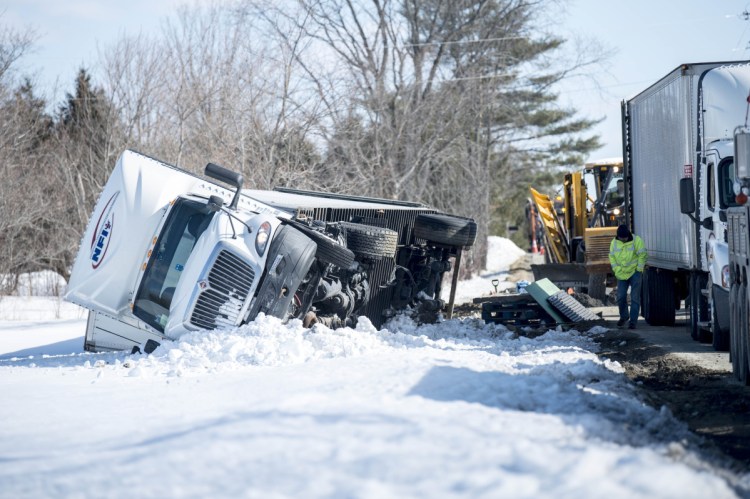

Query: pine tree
left=298, top=0, right=603, bottom=273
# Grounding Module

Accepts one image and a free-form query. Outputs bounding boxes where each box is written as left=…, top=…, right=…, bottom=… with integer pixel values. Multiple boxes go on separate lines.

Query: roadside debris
left=477, top=278, right=602, bottom=327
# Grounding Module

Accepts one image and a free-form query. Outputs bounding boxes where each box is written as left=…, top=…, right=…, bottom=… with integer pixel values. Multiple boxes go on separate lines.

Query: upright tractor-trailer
left=622, top=61, right=750, bottom=350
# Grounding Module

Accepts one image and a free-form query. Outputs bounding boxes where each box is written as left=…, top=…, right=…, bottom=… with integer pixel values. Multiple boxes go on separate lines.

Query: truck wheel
left=730, top=281, right=739, bottom=374
left=739, top=284, right=749, bottom=384
left=587, top=272, right=606, bottom=301
left=643, top=267, right=675, bottom=326
left=295, top=225, right=355, bottom=269
left=711, top=295, right=729, bottom=352
left=339, top=222, right=398, bottom=259
left=738, top=292, right=750, bottom=385
left=687, top=274, right=710, bottom=342
left=414, top=214, right=477, bottom=247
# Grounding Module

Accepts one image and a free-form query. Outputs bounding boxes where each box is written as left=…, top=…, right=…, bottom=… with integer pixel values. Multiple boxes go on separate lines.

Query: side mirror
left=205, top=195, right=224, bottom=213
left=701, top=217, right=714, bottom=230
left=679, top=177, right=695, bottom=214
left=735, top=130, right=750, bottom=178
left=205, top=163, right=243, bottom=210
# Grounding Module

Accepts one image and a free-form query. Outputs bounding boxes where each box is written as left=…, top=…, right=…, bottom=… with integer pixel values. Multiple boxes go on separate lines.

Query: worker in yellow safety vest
left=609, top=224, right=648, bottom=329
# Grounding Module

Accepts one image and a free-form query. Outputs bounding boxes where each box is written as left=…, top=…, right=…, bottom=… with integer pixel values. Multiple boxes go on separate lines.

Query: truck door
left=701, top=152, right=719, bottom=271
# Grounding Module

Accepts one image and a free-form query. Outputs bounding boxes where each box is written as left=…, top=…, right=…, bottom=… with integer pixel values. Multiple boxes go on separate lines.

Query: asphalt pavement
left=591, top=305, right=732, bottom=373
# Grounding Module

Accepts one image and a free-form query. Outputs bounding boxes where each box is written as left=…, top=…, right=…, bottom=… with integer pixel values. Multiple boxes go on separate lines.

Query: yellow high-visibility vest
left=609, top=235, right=647, bottom=280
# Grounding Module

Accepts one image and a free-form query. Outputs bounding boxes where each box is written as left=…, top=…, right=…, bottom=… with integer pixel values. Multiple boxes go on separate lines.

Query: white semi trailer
left=622, top=61, right=750, bottom=350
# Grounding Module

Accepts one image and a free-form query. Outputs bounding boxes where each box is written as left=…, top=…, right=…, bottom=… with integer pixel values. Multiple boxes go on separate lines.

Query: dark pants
left=617, top=271, right=642, bottom=324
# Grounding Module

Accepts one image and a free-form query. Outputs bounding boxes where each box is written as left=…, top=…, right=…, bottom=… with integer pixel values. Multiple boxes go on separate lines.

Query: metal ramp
left=547, top=290, right=601, bottom=322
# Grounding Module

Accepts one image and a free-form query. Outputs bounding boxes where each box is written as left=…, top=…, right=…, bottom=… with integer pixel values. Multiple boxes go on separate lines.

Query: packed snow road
left=1, top=311, right=748, bottom=498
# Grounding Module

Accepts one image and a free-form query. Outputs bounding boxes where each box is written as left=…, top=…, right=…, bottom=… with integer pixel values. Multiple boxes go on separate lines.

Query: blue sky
left=557, top=0, right=750, bottom=158
left=4, top=0, right=182, bottom=92
left=5, top=0, right=750, bottom=161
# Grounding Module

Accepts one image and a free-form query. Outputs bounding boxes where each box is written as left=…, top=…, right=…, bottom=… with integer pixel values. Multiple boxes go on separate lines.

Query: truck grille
left=190, top=250, right=255, bottom=330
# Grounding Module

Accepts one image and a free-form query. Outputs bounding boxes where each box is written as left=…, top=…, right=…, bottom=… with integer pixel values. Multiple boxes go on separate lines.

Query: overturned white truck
left=65, top=151, right=477, bottom=353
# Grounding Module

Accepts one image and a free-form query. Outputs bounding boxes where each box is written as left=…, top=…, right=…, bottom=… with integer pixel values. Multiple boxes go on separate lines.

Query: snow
left=451, top=236, right=528, bottom=303
left=1, top=237, right=748, bottom=498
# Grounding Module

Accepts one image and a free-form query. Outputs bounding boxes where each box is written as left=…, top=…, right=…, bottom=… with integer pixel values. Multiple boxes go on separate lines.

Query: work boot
left=617, top=318, right=627, bottom=327
left=628, top=322, right=636, bottom=329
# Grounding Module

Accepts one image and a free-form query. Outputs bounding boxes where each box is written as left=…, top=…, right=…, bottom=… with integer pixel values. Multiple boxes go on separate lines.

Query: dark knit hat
left=617, top=224, right=631, bottom=239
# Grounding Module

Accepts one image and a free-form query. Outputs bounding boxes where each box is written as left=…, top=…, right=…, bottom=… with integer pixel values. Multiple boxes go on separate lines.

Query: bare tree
left=249, top=0, right=606, bottom=274
left=0, top=3, right=608, bottom=289
left=99, top=4, right=325, bottom=190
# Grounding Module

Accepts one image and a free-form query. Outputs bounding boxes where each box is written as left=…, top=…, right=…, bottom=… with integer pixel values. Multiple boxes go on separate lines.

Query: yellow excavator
left=529, top=158, right=624, bottom=300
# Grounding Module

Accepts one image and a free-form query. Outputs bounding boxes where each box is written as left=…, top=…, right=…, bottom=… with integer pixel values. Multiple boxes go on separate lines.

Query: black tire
left=643, top=267, right=676, bottom=326
left=339, top=222, right=398, bottom=259
left=641, top=267, right=651, bottom=320
left=587, top=272, right=606, bottom=301
left=712, top=295, right=730, bottom=352
left=414, top=213, right=477, bottom=247
left=730, top=281, right=739, bottom=374
left=739, top=284, right=749, bottom=384
left=744, top=291, right=750, bottom=385
left=687, top=274, right=711, bottom=342
left=294, top=224, right=355, bottom=269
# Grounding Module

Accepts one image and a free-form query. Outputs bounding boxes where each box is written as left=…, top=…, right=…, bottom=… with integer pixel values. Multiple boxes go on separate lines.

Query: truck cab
left=697, top=140, right=739, bottom=345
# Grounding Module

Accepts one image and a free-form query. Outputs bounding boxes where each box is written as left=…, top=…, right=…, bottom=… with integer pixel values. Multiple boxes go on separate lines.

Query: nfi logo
left=90, top=192, right=119, bottom=268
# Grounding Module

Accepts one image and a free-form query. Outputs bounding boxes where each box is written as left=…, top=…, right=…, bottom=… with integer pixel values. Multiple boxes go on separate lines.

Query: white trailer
left=622, top=61, right=750, bottom=349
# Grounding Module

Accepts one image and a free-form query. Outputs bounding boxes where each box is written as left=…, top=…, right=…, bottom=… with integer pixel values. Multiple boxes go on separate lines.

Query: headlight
left=255, top=221, right=272, bottom=256
left=613, top=208, right=621, bottom=215
left=722, top=265, right=730, bottom=288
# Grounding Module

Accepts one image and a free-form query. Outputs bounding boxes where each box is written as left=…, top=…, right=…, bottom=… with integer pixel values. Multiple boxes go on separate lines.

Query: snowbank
left=1, top=313, right=743, bottom=498
left=451, top=236, right=527, bottom=303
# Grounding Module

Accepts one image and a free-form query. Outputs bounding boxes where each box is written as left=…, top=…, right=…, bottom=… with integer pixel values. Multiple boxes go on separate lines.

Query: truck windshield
left=133, top=199, right=214, bottom=332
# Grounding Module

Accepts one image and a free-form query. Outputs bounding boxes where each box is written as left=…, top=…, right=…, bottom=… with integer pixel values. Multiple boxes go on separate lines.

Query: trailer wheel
left=339, top=222, right=398, bottom=259
left=587, top=272, right=606, bottom=301
left=643, top=267, right=675, bottom=326
left=295, top=225, right=355, bottom=269
left=641, top=268, right=650, bottom=320
left=414, top=214, right=477, bottom=247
